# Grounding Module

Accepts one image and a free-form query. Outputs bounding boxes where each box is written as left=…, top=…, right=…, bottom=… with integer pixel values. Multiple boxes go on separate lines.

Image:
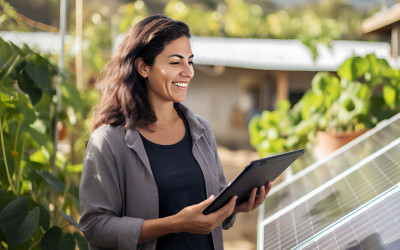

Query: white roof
left=2, top=31, right=397, bottom=71
left=0, top=31, right=73, bottom=55
left=190, top=36, right=395, bottom=71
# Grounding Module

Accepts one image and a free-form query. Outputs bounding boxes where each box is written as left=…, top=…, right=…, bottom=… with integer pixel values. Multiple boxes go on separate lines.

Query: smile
left=172, top=82, right=188, bottom=87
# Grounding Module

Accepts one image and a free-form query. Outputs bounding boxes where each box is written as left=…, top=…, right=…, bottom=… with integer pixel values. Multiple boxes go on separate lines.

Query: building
left=186, top=36, right=394, bottom=149
left=361, top=3, right=400, bottom=57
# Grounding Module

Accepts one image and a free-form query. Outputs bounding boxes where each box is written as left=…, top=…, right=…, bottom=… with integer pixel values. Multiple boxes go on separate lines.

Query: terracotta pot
left=57, top=121, right=67, bottom=141
left=313, top=130, right=367, bottom=159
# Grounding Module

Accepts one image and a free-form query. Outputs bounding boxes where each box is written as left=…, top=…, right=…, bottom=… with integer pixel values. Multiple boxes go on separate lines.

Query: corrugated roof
left=1, top=31, right=396, bottom=71
left=0, top=31, right=73, bottom=55
left=190, top=36, right=395, bottom=71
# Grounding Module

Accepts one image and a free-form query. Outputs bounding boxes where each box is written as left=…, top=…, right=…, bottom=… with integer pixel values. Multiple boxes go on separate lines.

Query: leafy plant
left=0, top=37, right=87, bottom=249
left=249, top=54, right=400, bottom=157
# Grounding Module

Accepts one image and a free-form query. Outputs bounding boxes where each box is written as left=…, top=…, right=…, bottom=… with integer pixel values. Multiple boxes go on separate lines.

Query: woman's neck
left=152, top=101, right=177, bottom=127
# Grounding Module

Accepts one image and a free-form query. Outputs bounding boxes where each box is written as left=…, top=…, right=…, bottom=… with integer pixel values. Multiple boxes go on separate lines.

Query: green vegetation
left=0, top=36, right=88, bottom=249
left=249, top=54, right=400, bottom=157
left=164, top=0, right=377, bottom=58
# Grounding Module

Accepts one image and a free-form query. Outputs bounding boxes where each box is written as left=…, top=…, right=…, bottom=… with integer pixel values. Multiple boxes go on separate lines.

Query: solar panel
left=261, top=138, right=400, bottom=249
left=261, top=113, right=400, bottom=219
left=298, top=184, right=400, bottom=249
left=258, top=113, right=400, bottom=250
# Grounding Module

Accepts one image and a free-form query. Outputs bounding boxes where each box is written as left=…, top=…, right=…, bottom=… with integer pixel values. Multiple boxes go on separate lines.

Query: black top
left=140, top=105, right=214, bottom=250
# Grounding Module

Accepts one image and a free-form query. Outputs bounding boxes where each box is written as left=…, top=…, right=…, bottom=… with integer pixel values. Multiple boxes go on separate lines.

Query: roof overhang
left=361, top=4, right=400, bottom=34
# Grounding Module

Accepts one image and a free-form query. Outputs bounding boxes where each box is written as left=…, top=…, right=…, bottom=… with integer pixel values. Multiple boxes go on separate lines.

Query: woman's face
left=139, top=36, right=194, bottom=105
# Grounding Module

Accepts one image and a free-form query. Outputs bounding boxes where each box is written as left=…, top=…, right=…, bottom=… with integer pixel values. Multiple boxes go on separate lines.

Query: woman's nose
left=181, top=63, right=194, bottom=79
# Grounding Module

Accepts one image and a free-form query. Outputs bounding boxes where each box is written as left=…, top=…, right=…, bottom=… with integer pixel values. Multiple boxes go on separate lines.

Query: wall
left=183, top=65, right=316, bottom=149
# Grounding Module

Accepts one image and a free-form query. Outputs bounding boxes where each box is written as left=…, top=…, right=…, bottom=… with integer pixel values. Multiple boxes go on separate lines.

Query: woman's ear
left=135, top=57, right=149, bottom=78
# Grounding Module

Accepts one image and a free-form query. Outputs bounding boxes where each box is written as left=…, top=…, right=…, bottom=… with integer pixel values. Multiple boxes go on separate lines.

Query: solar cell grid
left=262, top=141, right=400, bottom=250
left=301, top=188, right=400, bottom=250
left=263, top=115, right=400, bottom=218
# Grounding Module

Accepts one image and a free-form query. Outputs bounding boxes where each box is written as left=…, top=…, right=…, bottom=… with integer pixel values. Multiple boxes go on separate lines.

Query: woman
left=79, top=14, right=272, bottom=250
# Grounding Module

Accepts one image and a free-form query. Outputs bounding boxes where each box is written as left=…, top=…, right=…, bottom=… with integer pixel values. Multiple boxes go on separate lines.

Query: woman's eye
left=170, top=62, right=179, bottom=65
left=189, top=61, right=194, bottom=65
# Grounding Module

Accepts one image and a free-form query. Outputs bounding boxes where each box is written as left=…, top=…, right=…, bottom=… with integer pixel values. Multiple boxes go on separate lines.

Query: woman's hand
left=173, top=195, right=237, bottom=235
left=139, top=195, right=237, bottom=244
left=233, top=181, right=272, bottom=214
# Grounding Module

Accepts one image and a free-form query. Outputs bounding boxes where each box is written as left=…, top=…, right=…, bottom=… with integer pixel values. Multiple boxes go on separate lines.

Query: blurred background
left=1, top=0, right=400, bottom=249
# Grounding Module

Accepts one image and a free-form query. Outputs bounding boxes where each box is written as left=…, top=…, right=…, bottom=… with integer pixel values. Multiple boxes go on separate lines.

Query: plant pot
left=57, top=121, right=67, bottom=141
left=313, top=130, right=367, bottom=159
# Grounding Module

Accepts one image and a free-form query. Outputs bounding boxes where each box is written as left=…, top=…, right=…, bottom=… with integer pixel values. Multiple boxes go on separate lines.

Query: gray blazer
left=79, top=103, right=235, bottom=250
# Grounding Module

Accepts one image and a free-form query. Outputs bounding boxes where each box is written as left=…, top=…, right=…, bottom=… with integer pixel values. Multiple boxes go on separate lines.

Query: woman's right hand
left=173, top=195, right=237, bottom=235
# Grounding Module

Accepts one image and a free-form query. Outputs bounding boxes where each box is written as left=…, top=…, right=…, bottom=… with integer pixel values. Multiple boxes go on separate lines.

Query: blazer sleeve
left=79, top=130, right=143, bottom=249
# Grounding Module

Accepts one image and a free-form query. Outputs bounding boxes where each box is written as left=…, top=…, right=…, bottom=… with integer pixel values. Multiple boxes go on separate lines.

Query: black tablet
left=203, top=148, right=305, bottom=215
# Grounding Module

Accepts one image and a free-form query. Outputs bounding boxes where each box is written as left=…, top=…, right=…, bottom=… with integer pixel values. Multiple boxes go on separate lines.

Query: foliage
left=79, top=0, right=378, bottom=80
left=163, top=0, right=375, bottom=59
left=118, top=0, right=149, bottom=33
left=0, top=0, right=29, bottom=31
left=0, top=37, right=87, bottom=249
left=82, top=7, right=113, bottom=77
left=249, top=54, right=400, bottom=157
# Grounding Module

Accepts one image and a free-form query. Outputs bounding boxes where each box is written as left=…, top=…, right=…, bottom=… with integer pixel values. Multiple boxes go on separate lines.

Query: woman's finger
left=254, top=186, right=266, bottom=208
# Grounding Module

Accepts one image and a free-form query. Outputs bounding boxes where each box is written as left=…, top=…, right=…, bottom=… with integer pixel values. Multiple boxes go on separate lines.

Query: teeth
left=172, top=82, right=188, bottom=87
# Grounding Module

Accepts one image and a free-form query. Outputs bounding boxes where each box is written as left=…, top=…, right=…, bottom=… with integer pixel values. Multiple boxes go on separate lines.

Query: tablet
left=203, top=148, right=305, bottom=215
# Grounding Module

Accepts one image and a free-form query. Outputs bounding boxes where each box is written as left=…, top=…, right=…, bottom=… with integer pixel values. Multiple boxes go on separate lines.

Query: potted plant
left=249, top=54, right=400, bottom=159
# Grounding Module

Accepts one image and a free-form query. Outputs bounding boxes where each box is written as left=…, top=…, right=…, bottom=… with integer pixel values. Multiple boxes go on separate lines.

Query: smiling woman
left=79, top=14, right=271, bottom=250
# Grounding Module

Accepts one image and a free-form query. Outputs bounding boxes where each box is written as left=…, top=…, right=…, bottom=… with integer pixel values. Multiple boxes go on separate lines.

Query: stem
left=0, top=117, right=18, bottom=197
left=27, top=237, right=41, bottom=250
left=60, top=223, right=71, bottom=229
left=13, top=122, right=21, bottom=152
left=13, top=122, right=21, bottom=193
left=16, top=135, right=25, bottom=193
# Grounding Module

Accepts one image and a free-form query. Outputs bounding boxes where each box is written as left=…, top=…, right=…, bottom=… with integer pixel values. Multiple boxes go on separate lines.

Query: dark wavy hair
left=92, top=14, right=191, bottom=131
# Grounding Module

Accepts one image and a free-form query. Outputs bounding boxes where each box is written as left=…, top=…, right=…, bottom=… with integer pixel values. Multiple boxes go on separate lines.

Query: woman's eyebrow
left=168, top=54, right=195, bottom=59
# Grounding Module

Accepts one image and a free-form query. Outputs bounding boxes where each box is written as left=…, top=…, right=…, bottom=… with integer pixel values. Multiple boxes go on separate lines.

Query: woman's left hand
left=232, top=181, right=272, bottom=214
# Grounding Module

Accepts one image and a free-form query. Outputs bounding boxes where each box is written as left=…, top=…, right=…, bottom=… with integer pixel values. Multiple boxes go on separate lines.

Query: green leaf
left=337, top=56, right=368, bottom=81
left=59, top=210, right=80, bottom=229
left=61, top=82, right=83, bottom=113
left=59, top=233, right=76, bottom=250
left=27, top=126, right=48, bottom=148
left=66, top=163, right=83, bottom=173
left=41, top=226, right=61, bottom=250
left=24, top=54, right=54, bottom=93
left=383, top=84, right=397, bottom=109
left=39, top=170, right=65, bottom=192
left=73, top=232, right=88, bottom=250
left=0, top=52, right=22, bottom=81
left=0, top=38, right=14, bottom=65
left=39, top=205, right=50, bottom=231
left=311, top=72, right=340, bottom=107
left=0, top=189, right=16, bottom=212
left=0, top=197, right=40, bottom=247
left=18, top=70, right=42, bottom=106
left=68, top=183, right=80, bottom=209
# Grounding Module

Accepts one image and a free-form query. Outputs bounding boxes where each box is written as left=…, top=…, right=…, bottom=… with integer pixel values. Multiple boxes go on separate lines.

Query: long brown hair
left=91, top=14, right=191, bottom=131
